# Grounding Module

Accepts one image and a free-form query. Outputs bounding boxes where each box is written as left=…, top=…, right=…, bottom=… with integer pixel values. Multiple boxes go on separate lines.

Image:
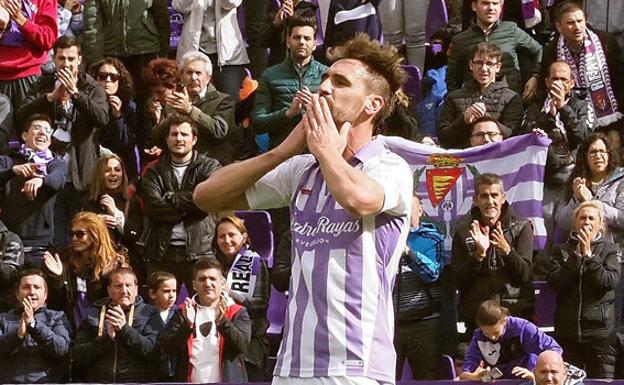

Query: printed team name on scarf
left=226, top=247, right=260, bottom=298
left=557, top=29, right=623, bottom=127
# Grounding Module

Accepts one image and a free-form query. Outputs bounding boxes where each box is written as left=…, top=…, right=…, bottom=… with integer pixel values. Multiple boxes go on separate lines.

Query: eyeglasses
left=471, top=131, right=502, bottom=139
left=471, top=60, right=499, bottom=68
left=30, top=124, right=53, bottom=135
left=588, top=149, right=609, bottom=157
left=97, top=72, right=120, bottom=82
left=70, top=230, right=88, bottom=239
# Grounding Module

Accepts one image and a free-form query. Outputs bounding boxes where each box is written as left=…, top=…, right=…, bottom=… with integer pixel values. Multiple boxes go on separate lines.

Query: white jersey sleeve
left=364, top=151, right=413, bottom=216
left=245, top=155, right=316, bottom=210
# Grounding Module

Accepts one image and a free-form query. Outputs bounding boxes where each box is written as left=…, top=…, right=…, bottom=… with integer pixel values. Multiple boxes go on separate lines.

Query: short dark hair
left=16, top=268, right=48, bottom=292
left=23, top=113, right=52, bottom=134
left=471, top=42, right=502, bottom=63
left=547, top=61, right=573, bottom=78
left=555, top=1, right=584, bottom=22
left=166, top=115, right=198, bottom=137
left=109, top=266, right=138, bottom=285
left=474, top=173, right=505, bottom=194
left=286, top=10, right=318, bottom=37
left=469, top=116, right=504, bottom=137
left=193, top=258, right=223, bottom=279
left=476, top=299, right=509, bottom=326
left=53, top=36, right=81, bottom=54
left=146, top=270, right=176, bottom=292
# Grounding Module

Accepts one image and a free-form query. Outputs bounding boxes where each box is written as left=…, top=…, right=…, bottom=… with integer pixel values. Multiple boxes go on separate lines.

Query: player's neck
left=341, top=123, right=373, bottom=160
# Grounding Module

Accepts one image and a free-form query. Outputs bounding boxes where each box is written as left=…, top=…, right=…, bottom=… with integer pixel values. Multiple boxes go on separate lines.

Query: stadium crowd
left=0, top=0, right=623, bottom=383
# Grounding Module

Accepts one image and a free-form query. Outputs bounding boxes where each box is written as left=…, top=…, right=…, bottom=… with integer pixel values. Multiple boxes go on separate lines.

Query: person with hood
left=548, top=200, right=621, bottom=378
left=460, top=300, right=562, bottom=381
left=158, top=258, right=251, bottom=383
left=437, top=42, right=523, bottom=149
left=451, top=173, right=534, bottom=337
left=71, top=267, right=161, bottom=382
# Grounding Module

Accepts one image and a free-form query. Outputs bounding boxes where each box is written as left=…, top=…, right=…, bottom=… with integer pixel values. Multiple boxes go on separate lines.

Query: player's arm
left=193, top=122, right=306, bottom=213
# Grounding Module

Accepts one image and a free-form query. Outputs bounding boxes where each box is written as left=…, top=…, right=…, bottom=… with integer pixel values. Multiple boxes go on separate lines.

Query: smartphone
left=175, top=82, right=185, bottom=93
left=483, top=367, right=503, bottom=382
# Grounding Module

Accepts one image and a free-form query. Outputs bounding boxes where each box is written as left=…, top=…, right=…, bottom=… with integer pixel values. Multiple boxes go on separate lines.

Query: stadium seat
left=533, top=280, right=556, bottom=332
left=402, top=65, right=423, bottom=105
left=439, top=354, right=457, bottom=380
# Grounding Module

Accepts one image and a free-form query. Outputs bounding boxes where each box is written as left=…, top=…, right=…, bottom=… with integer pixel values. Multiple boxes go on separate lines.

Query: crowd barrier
left=53, top=380, right=623, bottom=385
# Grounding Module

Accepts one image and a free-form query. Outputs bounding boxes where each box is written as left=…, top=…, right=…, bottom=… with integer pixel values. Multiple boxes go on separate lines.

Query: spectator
left=143, top=58, right=180, bottom=159
left=252, top=12, right=327, bottom=150
left=459, top=300, right=562, bottom=381
left=0, top=269, right=72, bottom=383
left=541, top=1, right=623, bottom=145
left=323, top=0, right=382, bottom=59
left=83, top=154, right=142, bottom=275
left=72, top=266, right=162, bottom=382
left=141, top=115, right=221, bottom=292
left=378, top=0, right=429, bottom=72
left=446, top=0, right=542, bottom=97
left=554, top=133, right=624, bottom=248
left=43, top=211, right=127, bottom=329
left=158, top=258, right=251, bottom=383
left=531, top=351, right=573, bottom=385
left=173, top=0, right=249, bottom=102
left=393, top=195, right=444, bottom=379
left=150, top=51, right=236, bottom=166
left=603, top=325, right=624, bottom=378
left=0, top=0, right=57, bottom=109
left=547, top=200, right=620, bottom=377
left=18, top=36, right=109, bottom=246
left=193, top=35, right=413, bottom=385
left=0, top=216, right=23, bottom=312
left=147, top=271, right=179, bottom=382
left=524, top=61, right=594, bottom=185
left=451, top=173, right=534, bottom=336
left=41, top=0, right=83, bottom=75
left=468, top=116, right=505, bottom=147
left=89, top=57, right=144, bottom=180
left=438, top=43, right=523, bottom=149
left=82, top=0, right=169, bottom=105
left=242, top=0, right=270, bottom=78
left=213, top=216, right=270, bottom=381
left=0, top=114, right=66, bottom=268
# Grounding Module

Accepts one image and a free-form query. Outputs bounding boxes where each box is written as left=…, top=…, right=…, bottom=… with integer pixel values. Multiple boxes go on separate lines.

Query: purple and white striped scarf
left=556, top=29, right=623, bottom=127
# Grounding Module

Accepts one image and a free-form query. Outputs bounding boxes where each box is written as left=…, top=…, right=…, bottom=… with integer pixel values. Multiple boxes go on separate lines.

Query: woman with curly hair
left=90, top=57, right=144, bottom=180
left=44, top=211, right=127, bottom=329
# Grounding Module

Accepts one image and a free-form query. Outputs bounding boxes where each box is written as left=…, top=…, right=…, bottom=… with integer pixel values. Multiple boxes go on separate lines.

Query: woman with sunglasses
left=43, top=211, right=127, bottom=329
left=89, top=58, right=143, bottom=180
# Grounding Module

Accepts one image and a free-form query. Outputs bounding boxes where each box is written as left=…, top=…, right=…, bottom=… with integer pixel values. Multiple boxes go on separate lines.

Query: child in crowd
left=148, top=271, right=180, bottom=382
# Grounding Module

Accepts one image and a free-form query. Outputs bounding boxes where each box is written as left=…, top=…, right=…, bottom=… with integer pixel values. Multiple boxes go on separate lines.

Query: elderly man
left=0, top=269, right=72, bottom=383
left=72, top=267, right=161, bottom=382
left=193, top=35, right=413, bottom=385
left=0, top=114, right=66, bottom=268
left=150, top=51, right=236, bottom=165
left=452, top=173, right=534, bottom=336
left=541, top=2, right=623, bottom=143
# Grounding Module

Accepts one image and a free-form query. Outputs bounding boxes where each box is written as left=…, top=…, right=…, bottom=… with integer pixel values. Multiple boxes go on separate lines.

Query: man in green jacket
left=446, top=0, right=542, bottom=100
left=251, top=11, right=328, bottom=150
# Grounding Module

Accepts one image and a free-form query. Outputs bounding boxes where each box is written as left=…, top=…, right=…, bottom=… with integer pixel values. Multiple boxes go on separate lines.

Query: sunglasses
left=70, top=230, right=88, bottom=239
left=97, top=72, right=120, bottom=82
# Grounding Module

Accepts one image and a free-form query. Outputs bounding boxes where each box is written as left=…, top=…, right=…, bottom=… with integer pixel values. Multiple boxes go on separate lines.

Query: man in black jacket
left=451, top=173, right=534, bottom=337
left=0, top=114, right=66, bottom=268
left=0, top=269, right=72, bottom=383
left=72, top=267, right=161, bottom=382
left=17, top=36, right=109, bottom=247
left=142, top=115, right=222, bottom=292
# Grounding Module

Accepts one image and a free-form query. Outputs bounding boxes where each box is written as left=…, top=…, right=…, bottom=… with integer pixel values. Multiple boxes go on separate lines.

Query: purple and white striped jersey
left=246, top=138, right=413, bottom=384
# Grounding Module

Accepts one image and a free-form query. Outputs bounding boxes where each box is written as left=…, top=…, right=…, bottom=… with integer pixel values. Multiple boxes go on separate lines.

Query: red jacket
left=0, top=0, right=57, bottom=80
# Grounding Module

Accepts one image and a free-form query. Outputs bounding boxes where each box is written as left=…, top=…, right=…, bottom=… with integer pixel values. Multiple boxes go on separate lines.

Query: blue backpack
left=416, top=66, right=447, bottom=137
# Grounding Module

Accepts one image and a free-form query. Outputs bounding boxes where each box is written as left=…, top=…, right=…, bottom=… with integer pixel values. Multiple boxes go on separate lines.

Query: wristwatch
left=29, top=319, right=36, bottom=328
